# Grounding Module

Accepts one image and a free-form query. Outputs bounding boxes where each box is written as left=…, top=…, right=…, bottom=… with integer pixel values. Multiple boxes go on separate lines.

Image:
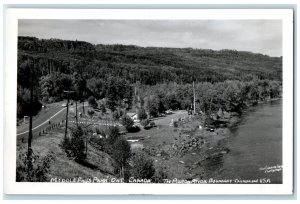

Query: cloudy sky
left=18, top=20, right=282, bottom=57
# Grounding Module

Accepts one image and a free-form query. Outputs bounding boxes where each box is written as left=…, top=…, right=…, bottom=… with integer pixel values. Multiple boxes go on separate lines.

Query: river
left=215, top=99, right=282, bottom=183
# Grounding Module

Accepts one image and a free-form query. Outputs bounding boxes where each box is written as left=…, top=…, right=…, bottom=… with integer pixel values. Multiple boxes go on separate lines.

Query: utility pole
left=75, top=100, right=78, bottom=126
left=193, top=81, right=196, bottom=115
left=82, top=98, right=85, bottom=115
left=134, top=85, right=138, bottom=112
left=83, top=123, right=93, bottom=156
left=64, top=90, right=74, bottom=139
left=27, top=59, right=34, bottom=175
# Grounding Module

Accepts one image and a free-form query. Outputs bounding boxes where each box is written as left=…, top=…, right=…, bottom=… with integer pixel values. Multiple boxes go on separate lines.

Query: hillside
left=16, top=131, right=116, bottom=182
left=18, top=36, right=282, bottom=86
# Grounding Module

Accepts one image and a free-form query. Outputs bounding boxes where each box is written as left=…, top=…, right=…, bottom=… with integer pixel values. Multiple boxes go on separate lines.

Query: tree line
left=17, top=61, right=281, bottom=120
left=135, top=79, right=281, bottom=118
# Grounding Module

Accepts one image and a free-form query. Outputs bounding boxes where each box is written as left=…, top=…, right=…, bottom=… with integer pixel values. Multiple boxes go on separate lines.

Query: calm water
left=216, top=99, right=282, bottom=183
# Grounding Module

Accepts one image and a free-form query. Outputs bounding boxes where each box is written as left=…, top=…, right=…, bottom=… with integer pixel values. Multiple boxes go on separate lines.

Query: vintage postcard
left=4, top=8, right=294, bottom=195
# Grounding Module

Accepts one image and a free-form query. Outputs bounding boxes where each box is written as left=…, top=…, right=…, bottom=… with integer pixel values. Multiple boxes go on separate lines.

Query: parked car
left=165, top=110, right=173, bottom=114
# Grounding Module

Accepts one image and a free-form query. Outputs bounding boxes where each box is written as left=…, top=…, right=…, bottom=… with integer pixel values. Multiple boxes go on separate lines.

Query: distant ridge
left=18, top=36, right=282, bottom=84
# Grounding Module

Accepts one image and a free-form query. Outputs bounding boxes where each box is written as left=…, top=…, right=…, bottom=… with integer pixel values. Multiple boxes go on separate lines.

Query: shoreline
left=181, top=98, right=282, bottom=182
left=147, top=98, right=282, bottom=181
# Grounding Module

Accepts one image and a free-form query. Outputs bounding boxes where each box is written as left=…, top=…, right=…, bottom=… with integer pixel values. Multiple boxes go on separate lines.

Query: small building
left=126, top=112, right=140, bottom=123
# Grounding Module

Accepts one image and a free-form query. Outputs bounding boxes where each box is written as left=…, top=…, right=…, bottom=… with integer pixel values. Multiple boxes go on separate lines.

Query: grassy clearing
left=126, top=110, right=191, bottom=145
left=153, top=110, right=189, bottom=126
left=125, top=110, right=234, bottom=180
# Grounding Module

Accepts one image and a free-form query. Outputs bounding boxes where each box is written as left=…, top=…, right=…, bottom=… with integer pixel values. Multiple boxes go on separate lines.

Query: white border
left=4, top=9, right=294, bottom=195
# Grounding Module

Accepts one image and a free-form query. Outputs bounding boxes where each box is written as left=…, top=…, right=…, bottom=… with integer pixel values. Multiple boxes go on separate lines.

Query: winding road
left=17, top=103, right=86, bottom=140
left=17, top=107, right=66, bottom=137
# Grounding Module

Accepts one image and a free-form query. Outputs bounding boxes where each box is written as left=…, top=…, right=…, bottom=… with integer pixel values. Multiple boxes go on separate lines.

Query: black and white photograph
left=4, top=9, right=294, bottom=195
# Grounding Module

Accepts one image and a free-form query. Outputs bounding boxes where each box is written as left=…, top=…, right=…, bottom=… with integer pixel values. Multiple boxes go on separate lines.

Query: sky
left=18, top=20, right=282, bottom=57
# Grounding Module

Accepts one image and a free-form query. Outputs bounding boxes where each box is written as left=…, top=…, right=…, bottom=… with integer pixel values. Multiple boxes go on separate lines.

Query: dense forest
left=17, top=36, right=282, bottom=119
